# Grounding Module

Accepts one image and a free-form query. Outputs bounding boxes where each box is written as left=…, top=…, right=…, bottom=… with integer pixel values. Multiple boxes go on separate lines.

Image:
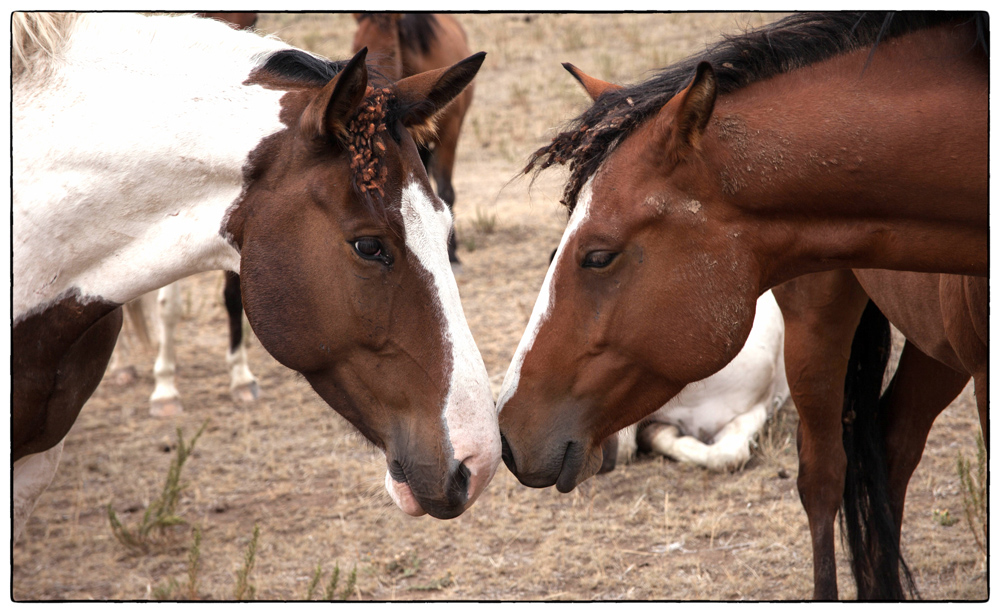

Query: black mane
left=257, top=48, right=348, bottom=86
left=527, top=11, right=988, bottom=211
left=399, top=14, right=439, bottom=55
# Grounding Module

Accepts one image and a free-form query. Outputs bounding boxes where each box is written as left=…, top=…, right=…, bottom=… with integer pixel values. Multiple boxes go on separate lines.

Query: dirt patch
left=11, top=13, right=987, bottom=601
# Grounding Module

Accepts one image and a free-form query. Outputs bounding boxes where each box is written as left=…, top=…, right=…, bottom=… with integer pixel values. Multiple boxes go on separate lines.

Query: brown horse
left=13, top=13, right=497, bottom=541
left=496, top=11, right=986, bottom=599
left=195, top=12, right=258, bottom=30
left=773, top=268, right=986, bottom=599
left=352, top=13, right=476, bottom=263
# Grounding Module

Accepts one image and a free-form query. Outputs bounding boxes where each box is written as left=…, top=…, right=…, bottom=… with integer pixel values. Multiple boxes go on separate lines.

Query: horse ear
left=662, top=61, right=717, bottom=161
left=562, top=63, right=622, bottom=101
left=300, top=47, right=369, bottom=142
left=394, top=52, right=485, bottom=142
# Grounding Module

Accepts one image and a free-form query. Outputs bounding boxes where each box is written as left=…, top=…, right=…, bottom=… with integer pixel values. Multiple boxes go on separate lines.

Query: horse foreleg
left=150, top=282, right=183, bottom=417
left=431, top=112, right=463, bottom=264
left=223, top=272, right=259, bottom=404
left=772, top=270, right=868, bottom=600
left=637, top=423, right=709, bottom=467
left=13, top=442, right=64, bottom=542
left=706, top=403, right=769, bottom=471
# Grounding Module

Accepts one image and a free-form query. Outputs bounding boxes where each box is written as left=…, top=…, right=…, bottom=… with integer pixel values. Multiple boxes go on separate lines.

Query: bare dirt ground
left=11, top=13, right=988, bottom=601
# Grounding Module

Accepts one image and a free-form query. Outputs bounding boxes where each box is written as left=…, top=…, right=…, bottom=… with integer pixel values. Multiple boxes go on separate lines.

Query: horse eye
left=581, top=251, right=619, bottom=269
left=353, top=237, right=384, bottom=260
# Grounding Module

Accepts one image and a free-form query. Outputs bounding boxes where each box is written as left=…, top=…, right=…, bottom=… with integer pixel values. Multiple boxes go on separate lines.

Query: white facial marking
left=397, top=178, right=500, bottom=509
left=496, top=178, right=595, bottom=413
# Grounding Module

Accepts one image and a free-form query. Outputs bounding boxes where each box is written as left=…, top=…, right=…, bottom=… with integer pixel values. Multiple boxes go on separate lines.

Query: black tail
left=840, top=300, right=918, bottom=600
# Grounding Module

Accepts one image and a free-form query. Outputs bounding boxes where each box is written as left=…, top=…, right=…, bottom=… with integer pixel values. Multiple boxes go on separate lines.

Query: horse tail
left=122, top=298, right=152, bottom=350
left=11, top=12, right=77, bottom=77
left=840, top=300, right=918, bottom=600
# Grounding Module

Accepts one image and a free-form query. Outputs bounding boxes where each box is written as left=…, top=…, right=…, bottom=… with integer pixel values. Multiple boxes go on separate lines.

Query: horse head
left=497, top=62, right=760, bottom=492
left=228, top=48, right=498, bottom=519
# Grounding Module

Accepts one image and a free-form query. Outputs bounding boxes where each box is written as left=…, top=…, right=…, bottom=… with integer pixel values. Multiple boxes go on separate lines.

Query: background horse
left=110, top=13, right=262, bottom=417
left=352, top=13, right=476, bottom=263
left=12, top=12, right=498, bottom=540
left=496, top=12, right=986, bottom=600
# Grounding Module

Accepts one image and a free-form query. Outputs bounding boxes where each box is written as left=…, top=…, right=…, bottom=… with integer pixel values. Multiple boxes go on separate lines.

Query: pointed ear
left=562, top=62, right=622, bottom=101
left=300, top=47, right=369, bottom=142
left=661, top=62, right=717, bottom=161
left=394, top=52, right=485, bottom=138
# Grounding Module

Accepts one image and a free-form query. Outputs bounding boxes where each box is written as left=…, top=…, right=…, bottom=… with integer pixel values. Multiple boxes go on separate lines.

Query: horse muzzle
left=500, top=432, right=604, bottom=493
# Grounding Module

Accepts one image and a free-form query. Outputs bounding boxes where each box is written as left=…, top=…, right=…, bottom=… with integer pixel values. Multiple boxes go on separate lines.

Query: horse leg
left=430, top=112, right=463, bottom=264
left=13, top=442, right=64, bottom=542
left=150, top=282, right=183, bottom=417
left=12, top=304, right=123, bottom=541
left=223, top=271, right=259, bottom=404
left=705, top=402, right=769, bottom=471
left=772, top=270, right=869, bottom=600
left=939, top=275, right=988, bottom=448
left=874, top=340, right=970, bottom=594
left=637, top=423, right=709, bottom=467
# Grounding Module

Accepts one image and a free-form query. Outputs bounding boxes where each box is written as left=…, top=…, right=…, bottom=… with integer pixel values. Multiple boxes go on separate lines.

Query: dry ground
left=10, top=13, right=988, bottom=601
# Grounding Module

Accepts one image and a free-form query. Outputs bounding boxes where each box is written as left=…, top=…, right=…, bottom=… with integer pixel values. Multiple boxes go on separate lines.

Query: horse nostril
left=500, top=434, right=515, bottom=472
left=448, top=460, right=471, bottom=503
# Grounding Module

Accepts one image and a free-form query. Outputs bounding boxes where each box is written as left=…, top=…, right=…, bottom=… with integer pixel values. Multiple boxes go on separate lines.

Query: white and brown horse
left=12, top=12, right=499, bottom=541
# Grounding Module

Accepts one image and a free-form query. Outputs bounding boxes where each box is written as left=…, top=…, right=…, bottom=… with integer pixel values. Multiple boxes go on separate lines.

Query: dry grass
left=11, top=13, right=987, bottom=602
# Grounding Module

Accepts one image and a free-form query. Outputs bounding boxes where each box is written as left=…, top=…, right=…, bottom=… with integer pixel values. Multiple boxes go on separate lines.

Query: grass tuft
left=957, top=432, right=988, bottom=558
left=108, top=420, right=208, bottom=552
left=233, top=524, right=260, bottom=600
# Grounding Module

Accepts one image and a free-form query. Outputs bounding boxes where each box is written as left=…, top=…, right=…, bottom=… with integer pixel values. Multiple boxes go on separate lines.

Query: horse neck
left=703, top=23, right=987, bottom=285
left=12, top=13, right=289, bottom=321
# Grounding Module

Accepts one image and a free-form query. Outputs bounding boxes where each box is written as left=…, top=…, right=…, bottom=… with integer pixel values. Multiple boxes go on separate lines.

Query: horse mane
left=398, top=14, right=440, bottom=55
left=11, top=12, right=78, bottom=78
left=526, top=11, right=989, bottom=211
left=356, top=13, right=440, bottom=55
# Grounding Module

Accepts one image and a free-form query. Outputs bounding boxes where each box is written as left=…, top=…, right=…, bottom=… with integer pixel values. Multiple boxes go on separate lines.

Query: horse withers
left=352, top=13, right=476, bottom=263
left=12, top=13, right=499, bottom=541
left=496, top=12, right=986, bottom=599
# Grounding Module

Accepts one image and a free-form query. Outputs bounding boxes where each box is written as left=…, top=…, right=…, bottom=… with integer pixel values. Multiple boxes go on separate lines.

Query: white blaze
left=496, top=178, right=595, bottom=413
left=387, top=178, right=499, bottom=515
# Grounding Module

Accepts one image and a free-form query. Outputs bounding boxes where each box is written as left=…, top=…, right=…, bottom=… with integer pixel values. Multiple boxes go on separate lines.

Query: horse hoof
left=232, top=381, right=260, bottom=405
left=109, top=366, right=138, bottom=386
left=150, top=398, right=184, bottom=417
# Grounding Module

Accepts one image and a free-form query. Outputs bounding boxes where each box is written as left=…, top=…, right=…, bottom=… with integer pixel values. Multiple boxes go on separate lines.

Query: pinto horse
left=110, top=13, right=262, bottom=416
left=352, top=13, right=476, bottom=263
left=496, top=12, right=986, bottom=599
left=12, top=12, right=499, bottom=541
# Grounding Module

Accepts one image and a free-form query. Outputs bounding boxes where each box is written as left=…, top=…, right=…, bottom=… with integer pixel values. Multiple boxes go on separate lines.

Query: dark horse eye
left=581, top=251, right=619, bottom=269
left=352, top=237, right=386, bottom=261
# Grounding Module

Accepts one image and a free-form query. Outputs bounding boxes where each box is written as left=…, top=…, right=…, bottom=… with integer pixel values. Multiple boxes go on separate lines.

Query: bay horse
left=496, top=12, right=986, bottom=599
left=12, top=12, right=499, bottom=541
left=352, top=13, right=476, bottom=263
